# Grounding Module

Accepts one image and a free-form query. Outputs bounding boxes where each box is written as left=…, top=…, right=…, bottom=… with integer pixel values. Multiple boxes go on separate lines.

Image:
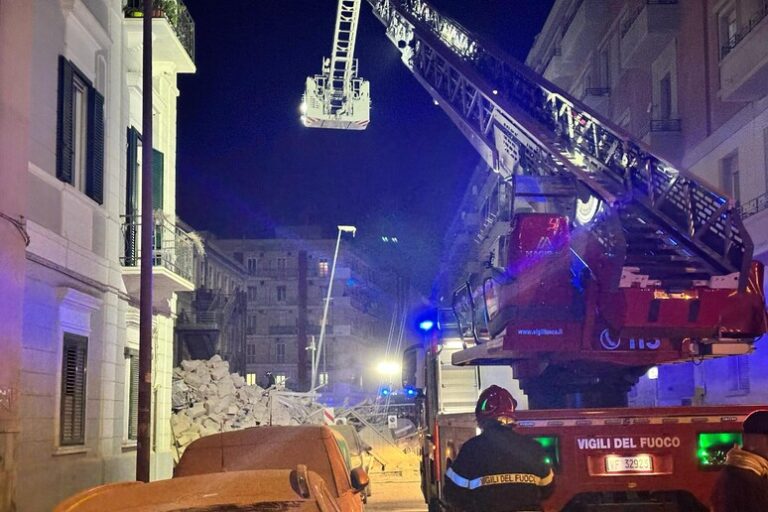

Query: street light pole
left=311, top=225, right=356, bottom=390
left=136, top=0, right=154, bottom=483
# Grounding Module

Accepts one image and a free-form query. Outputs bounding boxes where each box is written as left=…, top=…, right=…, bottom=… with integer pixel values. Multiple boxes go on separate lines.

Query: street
left=365, top=480, right=427, bottom=512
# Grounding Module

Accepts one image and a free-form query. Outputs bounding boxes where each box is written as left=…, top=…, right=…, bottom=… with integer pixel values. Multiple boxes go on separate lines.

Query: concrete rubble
left=170, top=355, right=326, bottom=458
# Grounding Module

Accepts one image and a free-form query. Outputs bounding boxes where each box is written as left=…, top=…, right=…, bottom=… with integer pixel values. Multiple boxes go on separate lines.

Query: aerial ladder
left=302, top=0, right=371, bottom=130
left=356, top=0, right=767, bottom=407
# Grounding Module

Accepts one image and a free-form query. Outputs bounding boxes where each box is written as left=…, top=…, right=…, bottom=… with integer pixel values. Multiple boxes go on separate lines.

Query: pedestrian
left=710, top=410, right=768, bottom=512
left=265, top=371, right=276, bottom=388
left=443, top=385, right=554, bottom=512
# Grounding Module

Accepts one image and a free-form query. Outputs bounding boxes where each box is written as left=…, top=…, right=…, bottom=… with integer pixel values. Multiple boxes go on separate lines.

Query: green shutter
left=56, top=56, right=74, bottom=184
left=60, top=334, right=88, bottom=446
left=86, top=88, right=105, bottom=204
left=153, top=148, right=164, bottom=210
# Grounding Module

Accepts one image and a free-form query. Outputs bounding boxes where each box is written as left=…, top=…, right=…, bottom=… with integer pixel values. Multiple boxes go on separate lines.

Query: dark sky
left=176, top=1, right=554, bottom=294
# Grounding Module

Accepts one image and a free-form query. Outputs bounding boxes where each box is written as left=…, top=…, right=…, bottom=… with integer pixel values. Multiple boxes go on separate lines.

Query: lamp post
left=311, top=225, right=356, bottom=390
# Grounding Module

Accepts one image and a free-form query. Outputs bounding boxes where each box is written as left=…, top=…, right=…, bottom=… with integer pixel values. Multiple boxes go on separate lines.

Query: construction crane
left=301, top=0, right=371, bottom=130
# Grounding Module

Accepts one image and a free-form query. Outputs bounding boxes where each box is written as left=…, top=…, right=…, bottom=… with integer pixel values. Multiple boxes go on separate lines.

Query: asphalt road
left=365, top=480, right=427, bottom=511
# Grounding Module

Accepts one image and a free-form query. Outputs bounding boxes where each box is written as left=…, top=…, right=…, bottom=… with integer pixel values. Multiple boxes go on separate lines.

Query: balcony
left=739, top=192, right=768, bottom=219
left=582, top=87, right=611, bottom=115
left=123, top=0, right=195, bottom=73
left=638, top=118, right=683, bottom=162
left=269, top=325, right=298, bottom=335
left=620, top=1, right=680, bottom=69
left=121, top=212, right=196, bottom=311
left=560, top=0, right=610, bottom=64
left=719, top=2, right=768, bottom=102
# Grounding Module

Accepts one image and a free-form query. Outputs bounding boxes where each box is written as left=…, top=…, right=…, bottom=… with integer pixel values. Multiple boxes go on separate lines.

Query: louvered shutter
left=60, top=334, right=88, bottom=446
left=56, top=56, right=75, bottom=184
left=86, top=88, right=105, bottom=204
left=125, top=128, right=140, bottom=266
left=127, top=351, right=139, bottom=440
left=152, top=148, right=164, bottom=210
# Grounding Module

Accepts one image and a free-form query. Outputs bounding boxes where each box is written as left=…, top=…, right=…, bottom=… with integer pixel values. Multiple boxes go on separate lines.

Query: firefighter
left=710, top=410, right=768, bottom=512
left=443, top=385, right=554, bottom=512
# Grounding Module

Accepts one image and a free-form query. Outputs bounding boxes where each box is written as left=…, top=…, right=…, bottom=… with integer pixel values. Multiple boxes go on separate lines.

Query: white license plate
left=604, top=454, right=653, bottom=473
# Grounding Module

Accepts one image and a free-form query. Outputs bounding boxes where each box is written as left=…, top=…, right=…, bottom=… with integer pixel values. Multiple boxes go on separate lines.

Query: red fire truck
left=308, top=0, right=768, bottom=509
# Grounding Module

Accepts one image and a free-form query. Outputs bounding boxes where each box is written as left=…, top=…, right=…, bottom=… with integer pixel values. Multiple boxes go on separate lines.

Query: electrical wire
left=0, top=211, right=30, bottom=246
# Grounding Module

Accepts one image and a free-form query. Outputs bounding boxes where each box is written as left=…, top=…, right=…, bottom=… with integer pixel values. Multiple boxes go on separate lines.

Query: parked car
left=331, top=424, right=374, bottom=498
left=55, top=466, right=341, bottom=511
left=175, top=425, right=368, bottom=511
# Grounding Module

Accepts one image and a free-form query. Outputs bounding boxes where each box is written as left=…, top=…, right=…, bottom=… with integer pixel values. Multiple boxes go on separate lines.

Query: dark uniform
left=443, top=421, right=554, bottom=512
left=711, top=464, right=768, bottom=512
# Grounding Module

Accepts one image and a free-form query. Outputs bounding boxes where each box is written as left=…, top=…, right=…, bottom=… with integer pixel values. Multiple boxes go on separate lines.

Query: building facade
left=175, top=227, right=248, bottom=376
left=1, top=1, right=197, bottom=509
left=523, top=0, right=768, bottom=406
left=216, top=232, right=415, bottom=401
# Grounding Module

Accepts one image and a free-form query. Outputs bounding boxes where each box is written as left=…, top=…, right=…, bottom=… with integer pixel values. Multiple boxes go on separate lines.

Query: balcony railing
left=738, top=192, right=768, bottom=219
left=123, top=0, right=195, bottom=60
left=585, top=87, right=611, bottom=97
left=121, top=211, right=197, bottom=281
left=621, top=0, right=679, bottom=38
left=650, top=118, right=682, bottom=132
left=721, top=1, right=768, bottom=58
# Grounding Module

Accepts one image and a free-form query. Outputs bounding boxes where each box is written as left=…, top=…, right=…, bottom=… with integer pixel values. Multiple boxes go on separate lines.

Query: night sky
left=176, top=1, right=554, bottom=294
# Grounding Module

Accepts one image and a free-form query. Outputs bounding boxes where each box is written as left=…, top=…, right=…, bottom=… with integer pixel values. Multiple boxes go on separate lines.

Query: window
left=318, top=259, right=329, bottom=277
left=275, top=339, right=286, bottom=363
left=659, top=73, right=672, bottom=120
left=720, top=151, right=740, bottom=203
left=57, top=56, right=104, bottom=204
left=277, top=258, right=286, bottom=271
left=319, top=372, right=329, bottom=386
left=60, top=334, right=88, bottom=446
left=124, top=349, right=139, bottom=441
left=246, top=373, right=257, bottom=385
left=274, top=374, right=287, bottom=389
left=729, top=355, right=750, bottom=393
left=247, top=315, right=257, bottom=335
left=718, top=5, right=738, bottom=56
left=246, top=343, right=257, bottom=364
left=276, top=285, right=287, bottom=302
left=247, top=257, right=257, bottom=275
left=248, top=286, right=257, bottom=301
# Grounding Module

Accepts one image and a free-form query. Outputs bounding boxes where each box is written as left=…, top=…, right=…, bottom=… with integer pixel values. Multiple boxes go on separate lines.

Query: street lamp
left=311, top=225, right=357, bottom=390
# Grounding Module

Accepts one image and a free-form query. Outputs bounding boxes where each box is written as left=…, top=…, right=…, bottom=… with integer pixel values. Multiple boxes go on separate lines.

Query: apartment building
left=175, top=227, right=248, bottom=376
left=0, top=1, right=197, bottom=509
left=216, top=231, right=415, bottom=400
left=521, top=0, right=768, bottom=406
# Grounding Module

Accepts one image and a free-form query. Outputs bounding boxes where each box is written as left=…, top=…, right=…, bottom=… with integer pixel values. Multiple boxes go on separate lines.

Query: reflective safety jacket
left=443, top=422, right=554, bottom=512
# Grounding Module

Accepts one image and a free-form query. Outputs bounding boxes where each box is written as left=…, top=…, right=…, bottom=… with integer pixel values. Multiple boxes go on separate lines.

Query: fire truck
left=306, top=0, right=768, bottom=510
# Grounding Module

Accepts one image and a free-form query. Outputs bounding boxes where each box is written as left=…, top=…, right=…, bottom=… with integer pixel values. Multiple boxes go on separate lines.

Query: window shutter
left=86, top=88, right=105, bottom=204
left=60, top=334, right=88, bottom=446
left=152, top=148, right=164, bottom=210
left=125, top=128, right=140, bottom=266
left=56, top=56, right=75, bottom=184
left=128, top=352, right=139, bottom=440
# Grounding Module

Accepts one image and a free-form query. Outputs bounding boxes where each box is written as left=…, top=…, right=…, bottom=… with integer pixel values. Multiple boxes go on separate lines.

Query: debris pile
left=170, top=356, right=327, bottom=456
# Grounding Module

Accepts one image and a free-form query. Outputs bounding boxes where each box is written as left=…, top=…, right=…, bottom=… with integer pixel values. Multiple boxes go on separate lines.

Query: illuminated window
left=274, top=374, right=287, bottom=389
left=319, top=372, right=329, bottom=385
left=318, top=259, right=329, bottom=277
left=246, top=373, right=257, bottom=386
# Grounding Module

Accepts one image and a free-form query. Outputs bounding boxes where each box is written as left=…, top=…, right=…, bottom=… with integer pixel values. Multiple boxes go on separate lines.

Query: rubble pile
left=170, top=356, right=328, bottom=456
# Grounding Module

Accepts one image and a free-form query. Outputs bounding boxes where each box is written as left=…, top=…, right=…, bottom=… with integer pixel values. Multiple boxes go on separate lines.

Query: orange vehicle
left=54, top=467, right=342, bottom=512
left=175, top=425, right=369, bottom=512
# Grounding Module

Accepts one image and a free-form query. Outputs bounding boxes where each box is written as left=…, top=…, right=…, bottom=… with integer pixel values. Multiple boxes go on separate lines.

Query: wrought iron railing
left=620, top=0, right=679, bottom=38
left=738, top=192, right=768, bottom=219
left=585, top=87, right=611, bottom=97
left=123, top=0, right=195, bottom=61
left=121, top=211, right=197, bottom=281
left=650, top=118, right=682, bottom=132
left=721, top=1, right=768, bottom=58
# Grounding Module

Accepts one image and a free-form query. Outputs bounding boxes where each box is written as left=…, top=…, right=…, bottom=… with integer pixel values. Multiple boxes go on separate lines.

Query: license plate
left=604, top=454, right=653, bottom=473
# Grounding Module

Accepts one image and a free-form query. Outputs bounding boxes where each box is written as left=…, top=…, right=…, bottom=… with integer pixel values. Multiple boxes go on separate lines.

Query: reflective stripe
left=446, top=467, right=552, bottom=490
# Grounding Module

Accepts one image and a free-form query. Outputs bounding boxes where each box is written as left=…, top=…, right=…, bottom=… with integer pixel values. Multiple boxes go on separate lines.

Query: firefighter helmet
left=476, top=385, right=517, bottom=423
